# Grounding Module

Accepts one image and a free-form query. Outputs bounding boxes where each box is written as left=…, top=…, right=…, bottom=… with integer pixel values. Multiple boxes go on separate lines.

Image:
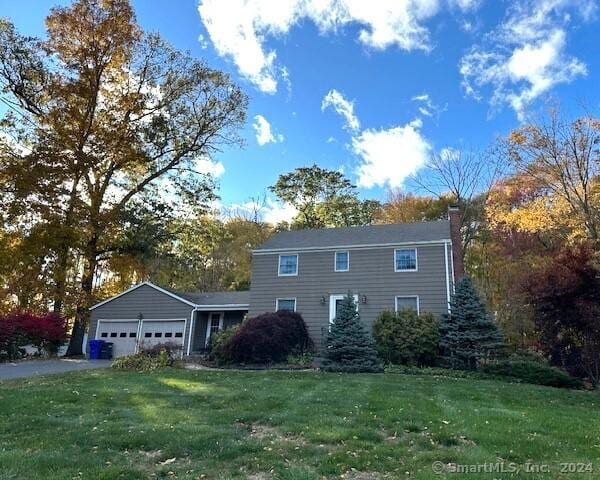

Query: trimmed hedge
left=482, top=359, right=582, bottom=389
left=220, top=311, right=312, bottom=364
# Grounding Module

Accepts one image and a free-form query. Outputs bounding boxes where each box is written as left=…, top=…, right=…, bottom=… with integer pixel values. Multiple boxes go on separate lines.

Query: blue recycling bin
left=89, top=339, right=105, bottom=360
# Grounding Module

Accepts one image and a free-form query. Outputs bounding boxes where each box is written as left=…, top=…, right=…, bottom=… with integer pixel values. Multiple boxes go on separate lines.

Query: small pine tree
left=321, top=292, right=383, bottom=373
left=440, top=277, right=504, bottom=370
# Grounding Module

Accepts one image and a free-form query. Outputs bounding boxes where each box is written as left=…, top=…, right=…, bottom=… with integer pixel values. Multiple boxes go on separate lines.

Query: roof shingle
left=255, top=220, right=451, bottom=251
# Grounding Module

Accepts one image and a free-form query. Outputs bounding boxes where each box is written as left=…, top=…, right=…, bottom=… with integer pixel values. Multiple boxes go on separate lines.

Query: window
left=395, top=296, right=420, bottom=314
left=119, top=332, right=126, bottom=338
left=129, top=332, right=136, bottom=338
left=100, top=332, right=108, bottom=338
left=154, top=332, right=162, bottom=338
left=174, top=332, right=183, bottom=338
left=334, top=251, right=349, bottom=272
left=276, top=298, right=296, bottom=311
left=165, top=332, right=173, bottom=338
left=394, top=248, right=417, bottom=271
left=144, top=332, right=152, bottom=338
left=110, top=332, right=117, bottom=338
left=278, top=254, right=298, bottom=276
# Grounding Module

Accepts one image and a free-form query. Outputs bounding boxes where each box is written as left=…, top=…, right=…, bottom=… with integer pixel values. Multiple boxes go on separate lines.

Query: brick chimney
left=448, top=206, right=465, bottom=280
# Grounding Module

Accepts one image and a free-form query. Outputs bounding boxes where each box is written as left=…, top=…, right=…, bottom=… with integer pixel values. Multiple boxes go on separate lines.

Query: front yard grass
left=1, top=368, right=599, bottom=479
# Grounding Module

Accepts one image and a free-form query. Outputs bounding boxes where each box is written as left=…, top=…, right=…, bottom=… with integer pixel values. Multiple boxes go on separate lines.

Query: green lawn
left=1, top=369, right=599, bottom=480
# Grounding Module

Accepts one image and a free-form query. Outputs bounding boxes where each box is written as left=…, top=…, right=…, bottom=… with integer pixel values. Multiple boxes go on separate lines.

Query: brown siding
left=249, top=243, right=451, bottom=347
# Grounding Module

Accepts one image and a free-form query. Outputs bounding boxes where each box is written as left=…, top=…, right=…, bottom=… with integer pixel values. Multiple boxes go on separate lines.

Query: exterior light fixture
left=360, top=294, right=367, bottom=304
left=320, top=296, right=327, bottom=305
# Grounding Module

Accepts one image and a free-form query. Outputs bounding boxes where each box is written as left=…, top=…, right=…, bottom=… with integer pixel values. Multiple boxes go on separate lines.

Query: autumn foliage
left=523, top=244, right=600, bottom=386
left=0, top=312, right=67, bottom=360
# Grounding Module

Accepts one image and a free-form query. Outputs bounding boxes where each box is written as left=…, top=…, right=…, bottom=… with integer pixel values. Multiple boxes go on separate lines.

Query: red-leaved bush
left=222, top=311, right=312, bottom=364
left=0, top=311, right=67, bottom=360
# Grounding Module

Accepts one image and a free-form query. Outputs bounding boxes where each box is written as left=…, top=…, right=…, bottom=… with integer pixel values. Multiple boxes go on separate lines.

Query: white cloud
left=198, top=0, right=444, bottom=93
left=261, top=198, right=298, bottom=224
left=411, top=92, right=446, bottom=118
left=321, top=89, right=360, bottom=132
left=448, top=0, right=481, bottom=11
left=252, top=115, right=284, bottom=146
left=194, top=157, right=225, bottom=178
left=226, top=197, right=298, bottom=224
left=352, top=119, right=431, bottom=189
left=460, top=0, right=593, bottom=119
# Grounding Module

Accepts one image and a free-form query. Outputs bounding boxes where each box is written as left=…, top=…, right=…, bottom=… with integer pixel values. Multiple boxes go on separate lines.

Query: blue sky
left=1, top=0, right=599, bottom=222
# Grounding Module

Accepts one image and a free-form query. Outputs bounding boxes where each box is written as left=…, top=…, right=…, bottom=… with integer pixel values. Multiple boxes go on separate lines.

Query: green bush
left=373, top=309, right=439, bottom=366
left=112, top=347, right=172, bottom=372
left=482, top=359, right=583, bottom=389
left=210, top=325, right=240, bottom=364
left=286, top=352, right=314, bottom=367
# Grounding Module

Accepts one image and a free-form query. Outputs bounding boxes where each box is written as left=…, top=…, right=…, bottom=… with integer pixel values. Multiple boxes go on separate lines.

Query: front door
left=205, top=312, right=224, bottom=347
left=329, top=294, right=359, bottom=324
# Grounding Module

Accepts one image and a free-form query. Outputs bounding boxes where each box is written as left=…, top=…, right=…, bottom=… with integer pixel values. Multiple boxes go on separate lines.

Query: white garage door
left=97, top=321, right=139, bottom=358
left=139, top=320, right=185, bottom=353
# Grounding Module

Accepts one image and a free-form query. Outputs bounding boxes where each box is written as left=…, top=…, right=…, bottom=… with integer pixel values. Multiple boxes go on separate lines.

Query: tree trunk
left=53, top=176, right=81, bottom=314
left=65, top=229, right=99, bottom=357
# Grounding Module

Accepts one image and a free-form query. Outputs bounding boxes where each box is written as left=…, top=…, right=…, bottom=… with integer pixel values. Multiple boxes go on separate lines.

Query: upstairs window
left=278, top=254, right=298, bottom=276
left=276, top=298, right=297, bottom=312
left=334, top=251, right=349, bottom=272
left=394, top=248, right=417, bottom=271
left=395, top=296, right=420, bottom=314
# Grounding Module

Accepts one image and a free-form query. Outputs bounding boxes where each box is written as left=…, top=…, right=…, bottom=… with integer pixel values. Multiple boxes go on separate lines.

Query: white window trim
left=278, top=254, right=299, bottom=276
left=205, top=311, right=224, bottom=347
left=329, top=294, right=359, bottom=324
left=395, top=295, right=420, bottom=315
left=275, top=297, right=297, bottom=312
left=334, top=250, right=350, bottom=272
left=394, top=248, right=418, bottom=272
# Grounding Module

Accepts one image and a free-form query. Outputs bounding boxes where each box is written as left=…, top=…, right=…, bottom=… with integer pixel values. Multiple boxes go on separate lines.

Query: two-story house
left=87, top=208, right=463, bottom=356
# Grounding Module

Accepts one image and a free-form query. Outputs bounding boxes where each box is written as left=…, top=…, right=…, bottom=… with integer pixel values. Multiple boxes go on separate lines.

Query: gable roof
left=254, top=220, right=451, bottom=252
left=89, top=282, right=249, bottom=311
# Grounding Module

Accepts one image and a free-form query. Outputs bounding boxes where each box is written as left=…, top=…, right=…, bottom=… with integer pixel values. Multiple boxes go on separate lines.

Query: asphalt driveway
left=0, top=359, right=112, bottom=380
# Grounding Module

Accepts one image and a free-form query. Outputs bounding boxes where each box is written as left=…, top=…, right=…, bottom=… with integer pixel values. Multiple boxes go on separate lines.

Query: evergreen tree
left=321, top=292, right=383, bottom=373
left=440, top=277, right=504, bottom=369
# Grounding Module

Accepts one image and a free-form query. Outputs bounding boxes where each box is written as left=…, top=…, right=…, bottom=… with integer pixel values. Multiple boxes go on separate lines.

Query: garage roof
left=89, top=282, right=249, bottom=310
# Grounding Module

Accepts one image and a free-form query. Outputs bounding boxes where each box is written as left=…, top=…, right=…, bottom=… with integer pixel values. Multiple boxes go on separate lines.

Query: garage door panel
left=97, top=321, right=138, bottom=358
left=139, top=320, right=185, bottom=353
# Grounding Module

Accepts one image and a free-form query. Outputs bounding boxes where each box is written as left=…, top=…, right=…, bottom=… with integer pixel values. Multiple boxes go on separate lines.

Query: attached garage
left=89, top=282, right=249, bottom=358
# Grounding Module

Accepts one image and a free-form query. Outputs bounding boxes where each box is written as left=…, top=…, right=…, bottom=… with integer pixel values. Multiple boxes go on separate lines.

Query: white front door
left=329, top=294, right=359, bottom=324
left=205, top=312, right=224, bottom=347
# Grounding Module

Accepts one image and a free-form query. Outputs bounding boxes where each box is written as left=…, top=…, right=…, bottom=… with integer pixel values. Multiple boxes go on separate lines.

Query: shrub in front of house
left=0, top=311, right=67, bottom=361
left=321, top=293, right=383, bottom=373
left=482, top=358, right=583, bottom=389
left=373, top=309, right=439, bottom=366
left=210, top=324, right=240, bottom=364
left=221, top=311, right=313, bottom=364
left=112, top=343, right=178, bottom=372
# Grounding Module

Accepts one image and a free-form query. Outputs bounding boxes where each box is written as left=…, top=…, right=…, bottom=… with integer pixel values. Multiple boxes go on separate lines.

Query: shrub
left=112, top=345, right=175, bottom=372
left=373, top=309, right=439, bottom=366
left=210, top=325, right=240, bottom=364
left=0, top=311, right=68, bottom=360
left=321, top=292, right=383, bottom=373
left=482, top=359, right=583, bottom=389
left=139, top=342, right=181, bottom=363
left=223, top=311, right=312, bottom=364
